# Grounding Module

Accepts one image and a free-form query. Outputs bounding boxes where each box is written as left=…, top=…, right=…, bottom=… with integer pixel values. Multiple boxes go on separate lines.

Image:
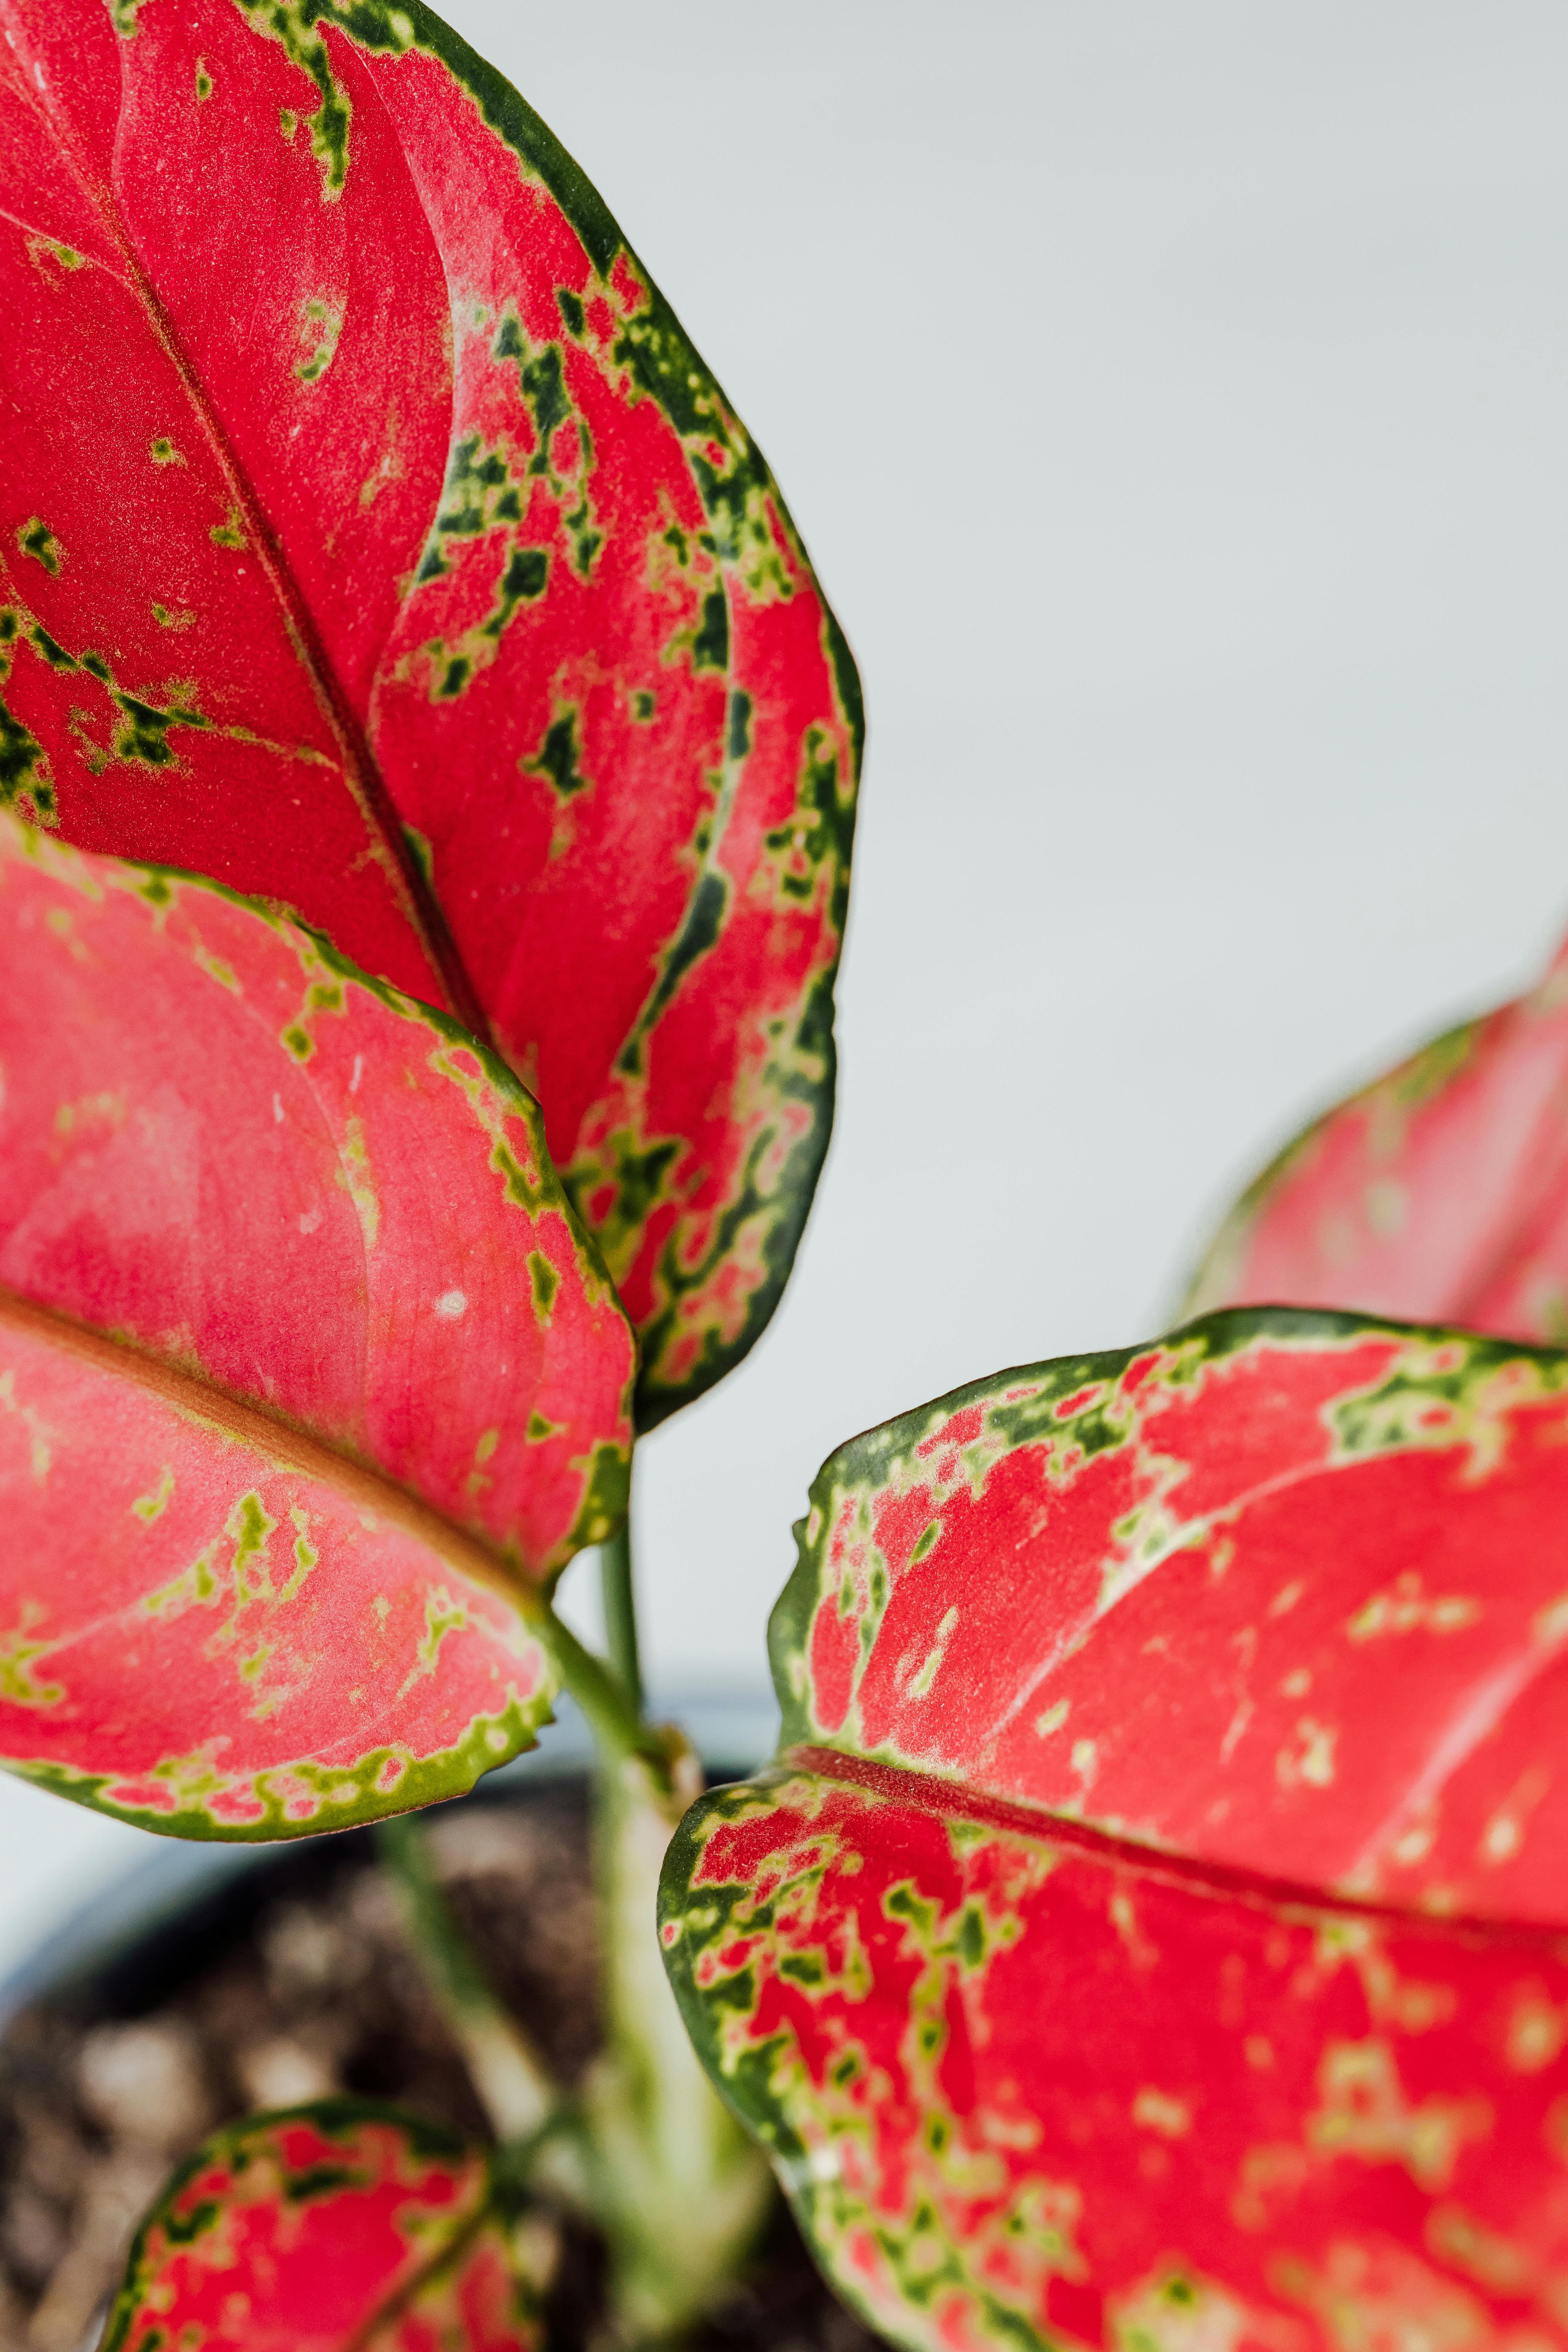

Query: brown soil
left=0, top=1777, right=883, bottom=2352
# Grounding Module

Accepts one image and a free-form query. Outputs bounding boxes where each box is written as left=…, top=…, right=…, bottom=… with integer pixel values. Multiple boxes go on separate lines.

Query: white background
left=6, top=1, right=1568, bottom=1977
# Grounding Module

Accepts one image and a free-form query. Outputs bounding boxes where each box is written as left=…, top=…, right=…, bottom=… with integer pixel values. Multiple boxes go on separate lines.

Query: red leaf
left=1188, top=934, right=1568, bottom=1342
left=1, top=0, right=862, bottom=1422
left=664, top=1309, right=1568, bottom=2349
left=105, top=2101, right=541, bottom=2352
left=0, top=817, right=634, bottom=1834
left=667, top=1767, right=1568, bottom=2352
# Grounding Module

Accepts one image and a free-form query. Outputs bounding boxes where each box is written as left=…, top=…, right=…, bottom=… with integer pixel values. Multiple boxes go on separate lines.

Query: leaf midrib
left=8, top=7, right=489, bottom=1040
left=787, top=1742, right=1568, bottom=1949
left=0, top=1283, right=544, bottom=1617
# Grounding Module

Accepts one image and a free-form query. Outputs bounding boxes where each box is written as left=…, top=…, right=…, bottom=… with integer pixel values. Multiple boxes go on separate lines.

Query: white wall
left=534, top=0, right=1568, bottom=1686
left=6, top=1, right=1568, bottom=1973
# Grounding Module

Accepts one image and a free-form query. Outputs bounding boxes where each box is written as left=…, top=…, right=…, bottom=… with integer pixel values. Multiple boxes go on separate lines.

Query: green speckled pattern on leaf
left=3, top=0, right=861, bottom=1427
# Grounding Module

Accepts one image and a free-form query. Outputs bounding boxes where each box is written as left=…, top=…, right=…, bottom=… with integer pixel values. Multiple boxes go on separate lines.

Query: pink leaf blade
left=662, top=1763, right=1568, bottom=2352
left=767, top=1307, right=1568, bottom=1925
left=0, top=816, right=634, bottom=1837
left=0, top=0, right=464, bottom=1018
left=1186, top=938, right=1568, bottom=1344
left=2, top=0, right=862, bottom=1423
left=0, top=813, right=635, bottom=1582
left=0, top=1294, right=558, bottom=1838
left=674, top=1311, right=1568, bottom=2341
left=105, top=2102, right=541, bottom=2352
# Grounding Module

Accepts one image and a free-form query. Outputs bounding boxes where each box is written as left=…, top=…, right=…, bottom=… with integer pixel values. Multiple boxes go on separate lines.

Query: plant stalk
left=540, top=1605, right=668, bottom=1787
left=600, top=1518, right=642, bottom=1709
left=375, top=1812, right=558, bottom=2147
left=379, top=1494, right=772, bottom=2344
left=578, top=1500, right=774, bottom=2343
left=583, top=1733, right=773, bottom=2345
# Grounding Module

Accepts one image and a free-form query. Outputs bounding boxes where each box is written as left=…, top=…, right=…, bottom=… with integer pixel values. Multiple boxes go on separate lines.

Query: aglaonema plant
left=12, top=0, right=1568, bottom=2343
left=1, top=0, right=860, bottom=2339
left=660, top=939, right=1568, bottom=2350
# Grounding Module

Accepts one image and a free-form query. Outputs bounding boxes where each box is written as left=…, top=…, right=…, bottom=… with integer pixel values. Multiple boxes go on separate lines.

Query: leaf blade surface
left=769, top=1307, right=1568, bottom=1920
left=105, top=2100, right=540, bottom=2352
left=1, top=0, right=862, bottom=1420
left=0, top=817, right=636, bottom=1833
left=0, top=813, right=634, bottom=1578
left=664, top=1765, right=1568, bottom=2352
left=664, top=1309, right=1568, bottom=2350
left=0, top=1282, right=558, bottom=1837
left=1187, top=935, right=1568, bottom=1342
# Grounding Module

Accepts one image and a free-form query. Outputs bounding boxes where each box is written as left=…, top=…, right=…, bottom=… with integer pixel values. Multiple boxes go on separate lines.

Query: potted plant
left=8, top=0, right=1568, bottom=2346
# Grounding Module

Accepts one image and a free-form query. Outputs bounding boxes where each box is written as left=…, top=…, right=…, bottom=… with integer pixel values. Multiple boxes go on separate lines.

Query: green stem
left=583, top=1733, right=773, bottom=2341
left=375, top=1812, right=558, bottom=2147
left=561, top=1508, right=773, bottom=2341
left=540, top=1606, right=670, bottom=1787
left=600, top=1516, right=642, bottom=1709
left=371, top=1494, right=770, bottom=2346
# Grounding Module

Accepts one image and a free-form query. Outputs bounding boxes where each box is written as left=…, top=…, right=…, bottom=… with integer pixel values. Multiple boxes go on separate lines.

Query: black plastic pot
left=0, top=1690, right=773, bottom=2023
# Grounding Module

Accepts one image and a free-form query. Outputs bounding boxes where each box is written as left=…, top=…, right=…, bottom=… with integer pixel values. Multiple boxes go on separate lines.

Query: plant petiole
left=375, top=1811, right=559, bottom=2147
left=599, top=1517, right=642, bottom=1709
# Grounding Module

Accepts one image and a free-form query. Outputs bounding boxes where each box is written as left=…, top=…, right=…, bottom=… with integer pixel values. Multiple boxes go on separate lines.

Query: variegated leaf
left=1, top=0, right=862, bottom=1424
left=663, top=1309, right=1568, bottom=2352
left=1188, top=933, right=1568, bottom=1342
left=0, top=816, right=635, bottom=1835
left=105, top=2101, right=541, bottom=2352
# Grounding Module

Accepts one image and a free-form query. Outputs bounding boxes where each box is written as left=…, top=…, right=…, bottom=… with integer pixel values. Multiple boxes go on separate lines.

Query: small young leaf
left=0, top=818, right=635, bottom=1835
left=1186, top=933, right=1568, bottom=1340
left=2, top=0, right=862, bottom=1425
left=105, top=2100, right=541, bottom=2352
left=664, top=1309, right=1568, bottom=2350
